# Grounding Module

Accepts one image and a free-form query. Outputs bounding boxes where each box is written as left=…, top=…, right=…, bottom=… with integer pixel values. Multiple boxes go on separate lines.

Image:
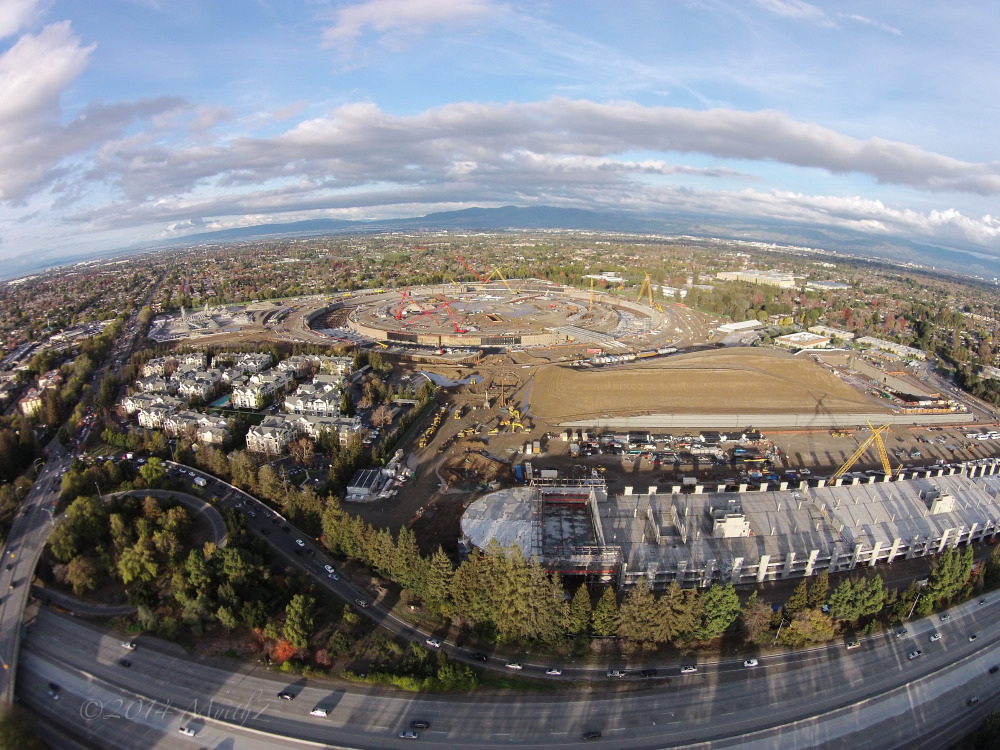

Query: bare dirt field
left=529, top=348, right=882, bottom=423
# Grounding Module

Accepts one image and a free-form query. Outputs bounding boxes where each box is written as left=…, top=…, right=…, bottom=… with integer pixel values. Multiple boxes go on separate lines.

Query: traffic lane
left=18, top=652, right=332, bottom=750
left=26, top=605, right=1000, bottom=750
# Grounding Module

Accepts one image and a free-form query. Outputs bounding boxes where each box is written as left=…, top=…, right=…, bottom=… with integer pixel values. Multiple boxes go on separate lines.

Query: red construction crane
left=393, top=286, right=411, bottom=320
left=456, top=255, right=490, bottom=283
left=441, top=302, right=468, bottom=333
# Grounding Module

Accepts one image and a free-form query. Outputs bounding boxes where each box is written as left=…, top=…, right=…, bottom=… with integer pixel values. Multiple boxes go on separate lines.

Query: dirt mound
left=440, top=450, right=512, bottom=488
left=529, top=347, right=879, bottom=423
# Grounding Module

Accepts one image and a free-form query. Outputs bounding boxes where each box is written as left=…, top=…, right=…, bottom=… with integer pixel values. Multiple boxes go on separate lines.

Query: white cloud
left=322, top=0, right=498, bottom=55
left=754, top=0, right=828, bottom=24
left=838, top=13, right=903, bottom=36
left=0, top=0, right=44, bottom=39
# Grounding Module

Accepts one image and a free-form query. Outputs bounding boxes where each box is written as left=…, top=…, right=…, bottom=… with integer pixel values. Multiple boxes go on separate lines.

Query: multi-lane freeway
left=6, top=462, right=1000, bottom=748
left=15, top=594, right=1000, bottom=749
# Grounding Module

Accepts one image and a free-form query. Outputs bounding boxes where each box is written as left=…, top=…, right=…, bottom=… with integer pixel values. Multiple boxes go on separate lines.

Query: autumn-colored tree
left=271, top=639, right=297, bottom=664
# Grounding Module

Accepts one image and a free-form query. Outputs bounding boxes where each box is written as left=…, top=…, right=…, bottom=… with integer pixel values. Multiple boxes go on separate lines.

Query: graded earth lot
left=529, top=348, right=880, bottom=423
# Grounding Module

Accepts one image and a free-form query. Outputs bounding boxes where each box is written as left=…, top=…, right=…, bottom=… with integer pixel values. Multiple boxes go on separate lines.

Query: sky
left=1, top=0, right=1000, bottom=276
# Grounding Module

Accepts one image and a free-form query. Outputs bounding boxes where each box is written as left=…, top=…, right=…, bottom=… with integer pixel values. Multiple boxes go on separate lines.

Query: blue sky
left=1, top=0, right=999, bottom=275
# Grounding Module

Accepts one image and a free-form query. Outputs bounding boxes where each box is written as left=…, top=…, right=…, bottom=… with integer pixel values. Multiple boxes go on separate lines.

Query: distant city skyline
left=1, top=0, right=999, bottom=275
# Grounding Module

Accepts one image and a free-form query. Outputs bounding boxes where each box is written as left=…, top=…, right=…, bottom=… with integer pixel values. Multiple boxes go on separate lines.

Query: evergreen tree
left=807, top=569, right=830, bottom=609
left=591, top=586, right=619, bottom=637
left=784, top=578, right=809, bottom=617
left=617, top=580, right=658, bottom=644
left=694, top=583, right=741, bottom=641
left=284, top=594, right=316, bottom=651
left=568, top=586, right=593, bottom=636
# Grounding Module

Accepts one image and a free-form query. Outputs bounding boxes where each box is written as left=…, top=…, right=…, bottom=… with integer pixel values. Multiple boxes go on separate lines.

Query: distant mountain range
left=11, top=205, right=1000, bottom=281
left=158, top=205, right=1000, bottom=279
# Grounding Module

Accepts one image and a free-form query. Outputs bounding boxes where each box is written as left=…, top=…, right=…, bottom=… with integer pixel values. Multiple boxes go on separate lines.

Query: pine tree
left=592, top=586, right=619, bottom=637
left=568, top=586, right=593, bottom=636
left=617, top=580, right=658, bottom=644
left=807, top=570, right=830, bottom=609
left=784, top=578, right=809, bottom=616
left=694, top=583, right=741, bottom=641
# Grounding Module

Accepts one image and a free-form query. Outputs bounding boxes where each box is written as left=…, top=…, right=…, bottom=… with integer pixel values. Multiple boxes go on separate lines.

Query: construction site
left=461, top=455, right=1000, bottom=591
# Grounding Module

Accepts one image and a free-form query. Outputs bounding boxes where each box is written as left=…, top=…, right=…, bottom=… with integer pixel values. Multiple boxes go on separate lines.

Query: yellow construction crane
left=832, top=421, right=902, bottom=479
left=636, top=272, right=663, bottom=311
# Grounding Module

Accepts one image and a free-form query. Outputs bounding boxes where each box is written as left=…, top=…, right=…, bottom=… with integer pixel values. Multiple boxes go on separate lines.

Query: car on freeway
left=930, top=633, right=942, bottom=642
left=324, top=564, right=336, bottom=574
left=118, top=658, right=132, bottom=668
left=907, top=650, right=923, bottom=660
left=582, top=730, right=602, bottom=741
left=310, top=708, right=328, bottom=717
left=845, top=640, right=860, bottom=650
left=471, top=652, right=489, bottom=663
left=328, top=572, right=340, bottom=580
left=178, top=726, right=196, bottom=737
left=121, top=641, right=136, bottom=650
left=47, top=683, right=60, bottom=700
left=968, top=697, right=981, bottom=706
left=980, top=599, right=988, bottom=606
left=277, top=691, right=295, bottom=701
left=355, top=598, right=369, bottom=608
left=295, top=539, right=305, bottom=547
left=970, top=634, right=979, bottom=642
left=410, top=720, right=430, bottom=729
left=640, top=668, right=658, bottom=678
left=546, top=668, right=563, bottom=676
left=426, top=638, right=441, bottom=649
left=506, top=662, right=523, bottom=670
left=398, top=730, right=419, bottom=739
left=941, top=613, right=952, bottom=621
left=607, top=669, right=626, bottom=678
left=744, top=659, right=759, bottom=668
left=680, top=665, right=698, bottom=674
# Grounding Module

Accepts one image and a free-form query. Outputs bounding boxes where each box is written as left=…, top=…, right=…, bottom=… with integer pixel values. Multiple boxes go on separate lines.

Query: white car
left=929, top=633, right=942, bottom=642
left=969, top=634, right=979, bottom=642
left=178, top=726, right=196, bottom=737
left=680, top=665, right=697, bottom=674
left=324, top=564, right=335, bottom=574
left=743, top=659, right=759, bottom=668
left=908, top=650, right=923, bottom=660
left=295, top=539, right=305, bottom=547
left=328, top=572, right=340, bottom=581
left=398, top=730, right=419, bottom=739
left=309, top=708, right=328, bottom=717
left=546, top=667, right=563, bottom=676
left=506, top=662, right=523, bottom=670
left=425, top=638, right=441, bottom=649
left=121, top=641, right=137, bottom=650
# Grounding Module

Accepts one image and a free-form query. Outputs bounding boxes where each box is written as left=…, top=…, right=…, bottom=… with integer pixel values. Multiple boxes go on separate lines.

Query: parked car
left=178, top=726, right=196, bottom=736
left=929, top=633, right=942, bottom=642
left=907, top=650, right=923, bottom=660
